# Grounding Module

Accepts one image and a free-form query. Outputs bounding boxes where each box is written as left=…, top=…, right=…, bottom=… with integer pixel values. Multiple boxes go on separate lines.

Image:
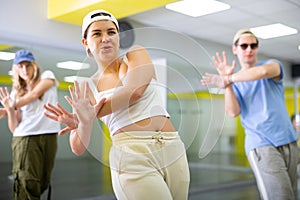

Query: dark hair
left=291, top=114, right=295, bottom=121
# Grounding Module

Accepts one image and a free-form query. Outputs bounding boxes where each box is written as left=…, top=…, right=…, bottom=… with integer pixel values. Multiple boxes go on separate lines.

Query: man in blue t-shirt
left=201, top=29, right=298, bottom=200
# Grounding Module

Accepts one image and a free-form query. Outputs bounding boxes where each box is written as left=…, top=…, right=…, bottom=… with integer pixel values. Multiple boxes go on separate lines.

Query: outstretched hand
left=211, top=51, right=236, bottom=76
left=201, top=73, right=225, bottom=89
left=0, top=87, right=15, bottom=110
left=44, top=102, right=77, bottom=135
left=201, top=51, right=236, bottom=88
left=65, top=81, right=106, bottom=126
left=44, top=81, right=106, bottom=135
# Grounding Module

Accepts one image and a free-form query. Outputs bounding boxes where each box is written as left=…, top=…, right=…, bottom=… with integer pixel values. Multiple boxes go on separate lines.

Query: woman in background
left=0, top=49, right=60, bottom=199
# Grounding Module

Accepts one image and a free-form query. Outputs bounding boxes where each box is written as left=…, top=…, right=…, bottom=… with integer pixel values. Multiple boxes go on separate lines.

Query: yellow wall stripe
left=0, top=44, right=13, bottom=50
left=0, top=75, right=72, bottom=90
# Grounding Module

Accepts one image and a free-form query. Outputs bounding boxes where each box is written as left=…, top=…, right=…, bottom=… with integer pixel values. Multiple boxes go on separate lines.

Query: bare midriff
left=113, top=116, right=176, bottom=135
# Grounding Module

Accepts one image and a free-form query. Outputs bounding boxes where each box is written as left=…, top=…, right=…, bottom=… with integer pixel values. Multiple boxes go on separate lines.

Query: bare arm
left=209, top=51, right=281, bottom=85
left=225, top=61, right=280, bottom=117
left=16, top=78, right=55, bottom=107
left=96, top=45, right=154, bottom=118
left=202, top=52, right=281, bottom=118
left=66, top=82, right=106, bottom=155
left=224, top=85, right=240, bottom=117
left=202, top=51, right=241, bottom=117
left=230, top=61, right=281, bottom=82
left=44, top=82, right=106, bottom=156
left=0, top=76, right=55, bottom=119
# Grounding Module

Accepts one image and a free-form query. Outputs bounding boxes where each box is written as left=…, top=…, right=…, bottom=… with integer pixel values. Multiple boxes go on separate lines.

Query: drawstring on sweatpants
left=152, top=135, right=164, bottom=144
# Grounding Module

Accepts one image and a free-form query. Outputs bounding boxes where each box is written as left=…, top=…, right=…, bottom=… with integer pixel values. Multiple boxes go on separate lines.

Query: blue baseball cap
left=13, top=50, right=35, bottom=64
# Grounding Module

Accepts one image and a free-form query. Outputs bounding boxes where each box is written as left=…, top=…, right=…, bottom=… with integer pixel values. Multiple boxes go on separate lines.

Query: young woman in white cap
left=201, top=29, right=298, bottom=199
left=44, top=10, right=190, bottom=200
left=0, top=49, right=60, bottom=199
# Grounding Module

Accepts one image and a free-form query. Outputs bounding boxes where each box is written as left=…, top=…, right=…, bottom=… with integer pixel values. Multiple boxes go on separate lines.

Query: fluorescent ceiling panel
left=56, top=61, right=90, bottom=70
left=250, top=23, right=298, bottom=39
left=165, top=0, right=231, bottom=17
left=63, top=76, right=79, bottom=82
left=0, top=51, right=15, bottom=61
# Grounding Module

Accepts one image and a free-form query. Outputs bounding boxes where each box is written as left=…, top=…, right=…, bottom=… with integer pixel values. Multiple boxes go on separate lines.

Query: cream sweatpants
left=109, top=131, right=190, bottom=200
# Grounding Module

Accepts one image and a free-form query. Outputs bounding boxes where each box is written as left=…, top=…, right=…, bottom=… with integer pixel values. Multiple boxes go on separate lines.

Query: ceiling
left=47, top=0, right=300, bottom=64
left=1, top=0, right=300, bottom=92
left=126, top=0, right=300, bottom=64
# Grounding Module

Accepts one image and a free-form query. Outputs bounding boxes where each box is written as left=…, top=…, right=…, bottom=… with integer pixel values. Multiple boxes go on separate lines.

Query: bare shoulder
left=126, top=45, right=149, bottom=58
left=128, top=44, right=146, bottom=51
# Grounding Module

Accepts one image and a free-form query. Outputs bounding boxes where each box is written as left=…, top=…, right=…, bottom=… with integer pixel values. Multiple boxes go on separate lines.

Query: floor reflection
left=0, top=152, right=274, bottom=200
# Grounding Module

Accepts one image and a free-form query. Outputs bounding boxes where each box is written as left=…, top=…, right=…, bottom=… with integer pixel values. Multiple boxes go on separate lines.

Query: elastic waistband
left=112, top=131, right=179, bottom=142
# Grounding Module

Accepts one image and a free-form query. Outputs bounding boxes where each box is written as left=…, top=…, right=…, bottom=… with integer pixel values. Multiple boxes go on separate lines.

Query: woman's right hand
left=0, top=87, right=15, bottom=111
left=44, top=102, right=78, bottom=135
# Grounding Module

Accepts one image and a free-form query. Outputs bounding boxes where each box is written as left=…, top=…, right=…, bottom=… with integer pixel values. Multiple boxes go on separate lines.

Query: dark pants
left=12, top=133, right=57, bottom=200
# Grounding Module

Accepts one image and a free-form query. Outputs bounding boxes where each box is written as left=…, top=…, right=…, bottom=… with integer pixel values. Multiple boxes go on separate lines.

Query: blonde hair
left=233, top=29, right=259, bottom=45
left=12, top=61, right=42, bottom=99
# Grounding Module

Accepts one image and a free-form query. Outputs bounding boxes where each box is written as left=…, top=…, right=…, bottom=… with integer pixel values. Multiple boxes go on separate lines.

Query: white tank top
left=77, top=77, right=170, bottom=136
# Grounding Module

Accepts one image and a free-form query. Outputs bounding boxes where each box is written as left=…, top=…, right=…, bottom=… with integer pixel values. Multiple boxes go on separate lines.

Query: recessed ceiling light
left=165, top=0, right=231, bottom=17
left=56, top=61, right=90, bottom=70
left=250, top=23, right=298, bottom=39
left=298, top=45, right=300, bottom=50
left=0, top=51, right=15, bottom=61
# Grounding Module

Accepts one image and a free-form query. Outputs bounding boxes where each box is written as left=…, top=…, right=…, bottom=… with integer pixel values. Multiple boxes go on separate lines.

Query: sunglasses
left=237, top=43, right=258, bottom=50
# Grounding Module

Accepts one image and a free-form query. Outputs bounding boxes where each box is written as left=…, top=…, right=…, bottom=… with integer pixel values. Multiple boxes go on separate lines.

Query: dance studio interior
left=1, top=0, right=300, bottom=199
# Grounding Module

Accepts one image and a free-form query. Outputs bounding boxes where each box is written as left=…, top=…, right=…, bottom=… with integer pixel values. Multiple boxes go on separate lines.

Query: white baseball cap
left=82, top=9, right=119, bottom=37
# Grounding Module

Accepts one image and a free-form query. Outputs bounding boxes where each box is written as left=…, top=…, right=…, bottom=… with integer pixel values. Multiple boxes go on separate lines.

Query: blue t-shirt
left=232, top=59, right=298, bottom=155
